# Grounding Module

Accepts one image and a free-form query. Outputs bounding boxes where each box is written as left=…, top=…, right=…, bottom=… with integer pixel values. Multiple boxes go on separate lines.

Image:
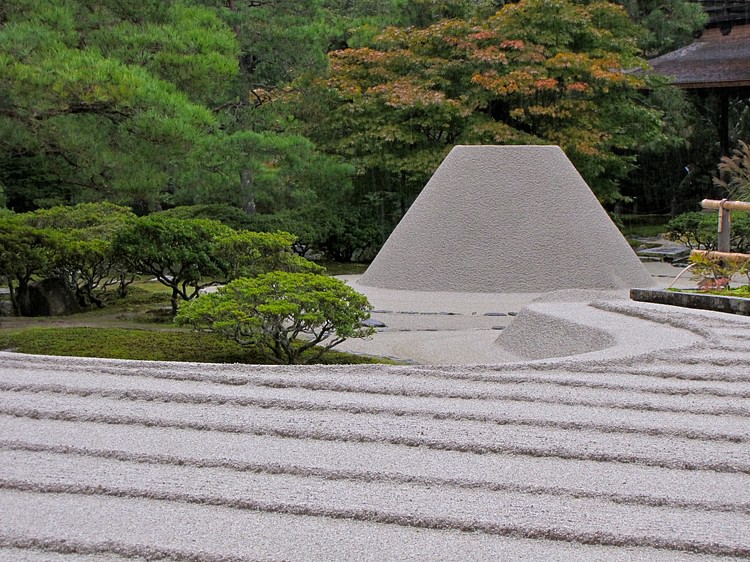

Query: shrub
left=155, top=204, right=256, bottom=231
left=112, top=216, right=233, bottom=314
left=667, top=211, right=750, bottom=252
left=689, top=252, right=750, bottom=290
left=176, top=272, right=374, bottom=364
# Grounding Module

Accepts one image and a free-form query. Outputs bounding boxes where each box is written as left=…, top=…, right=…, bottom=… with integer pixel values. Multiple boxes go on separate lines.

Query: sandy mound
left=495, top=306, right=616, bottom=360
left=360, top=145, right=654, bottom=292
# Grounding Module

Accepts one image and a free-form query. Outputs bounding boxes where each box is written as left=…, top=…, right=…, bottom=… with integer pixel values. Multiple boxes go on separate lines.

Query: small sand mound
left=359, top=145, right=654, bottom=292
left=496, top=306, right=616, bottom=360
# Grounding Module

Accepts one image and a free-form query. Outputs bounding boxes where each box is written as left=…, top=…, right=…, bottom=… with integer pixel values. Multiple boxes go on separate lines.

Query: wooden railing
left=700, top=198, right=750, bottom=254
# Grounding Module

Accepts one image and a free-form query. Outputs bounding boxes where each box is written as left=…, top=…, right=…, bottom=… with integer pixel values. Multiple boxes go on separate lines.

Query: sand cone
left=359, top=145, right=654, bottom=292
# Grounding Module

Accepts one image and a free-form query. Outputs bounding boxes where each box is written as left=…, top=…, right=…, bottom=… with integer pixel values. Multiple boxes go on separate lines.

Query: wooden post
left=691, top=249, right=750, bottom=261
left=700, top=199, right=750, bottom=254
left=701, top=199, right=750, bottom=212
left=720, top=91, right=730, bottom=157
left=718, top=200, right=731, bottom=253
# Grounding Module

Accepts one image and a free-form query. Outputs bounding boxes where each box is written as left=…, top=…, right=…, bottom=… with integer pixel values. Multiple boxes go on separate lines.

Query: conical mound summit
left=359, top=145, right=654, bottom=292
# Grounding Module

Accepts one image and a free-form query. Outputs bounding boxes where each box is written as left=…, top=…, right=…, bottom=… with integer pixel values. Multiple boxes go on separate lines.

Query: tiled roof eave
left=648, top=24, right=750, bottom=90
left=670, top=79, right=750, bottom=89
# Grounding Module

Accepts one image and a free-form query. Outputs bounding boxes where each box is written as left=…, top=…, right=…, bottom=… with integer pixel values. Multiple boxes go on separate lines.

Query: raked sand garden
left=1, top=147, right=749, bottom=559
left=1, top=297, right=750, bottom=559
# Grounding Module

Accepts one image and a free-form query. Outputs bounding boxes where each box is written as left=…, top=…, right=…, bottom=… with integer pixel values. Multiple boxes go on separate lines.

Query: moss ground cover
left=0, top=326, right=389, bottom=364
left=0, top=268, right=393, bottom=365
left=669, top=285, right=750, bottom=298
left=0, top=327, right=248, bottom=362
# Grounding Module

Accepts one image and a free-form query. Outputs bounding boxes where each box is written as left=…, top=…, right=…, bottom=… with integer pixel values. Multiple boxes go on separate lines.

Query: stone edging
left=630, top=288, right=750, bottom=316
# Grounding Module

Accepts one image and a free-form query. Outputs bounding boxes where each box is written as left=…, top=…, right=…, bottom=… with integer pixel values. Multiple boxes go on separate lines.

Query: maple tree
left=292, top=0, right=671, bottom=208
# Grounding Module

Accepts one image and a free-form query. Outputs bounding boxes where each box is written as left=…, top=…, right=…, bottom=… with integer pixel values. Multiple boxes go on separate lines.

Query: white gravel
left=2, top=290, right=750, bottom=560
left=3, top=210, right=750, bottom=558
left=338, top=264, right=711, bottom=365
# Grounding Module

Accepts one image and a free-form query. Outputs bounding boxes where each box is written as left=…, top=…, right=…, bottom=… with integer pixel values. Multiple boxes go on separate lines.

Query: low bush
left=667, top=211, right=750, bottom=252
left=176, top=272, right=374, bottom=364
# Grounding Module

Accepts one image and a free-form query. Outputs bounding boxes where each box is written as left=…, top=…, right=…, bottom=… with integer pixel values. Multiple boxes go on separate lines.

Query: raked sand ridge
left=1, top=298, right=750, bottom=560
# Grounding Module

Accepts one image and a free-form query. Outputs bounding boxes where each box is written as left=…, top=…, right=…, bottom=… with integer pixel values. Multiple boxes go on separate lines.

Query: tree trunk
left=6, top=277, right=19, bottom=316
left=171, top=288, right=179, bottom=316
left=241, top=168, right=256, bottom=214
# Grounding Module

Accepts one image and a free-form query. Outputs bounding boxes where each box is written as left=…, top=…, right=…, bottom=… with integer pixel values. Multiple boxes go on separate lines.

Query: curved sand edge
left=338, top=274, right=709, bottom=365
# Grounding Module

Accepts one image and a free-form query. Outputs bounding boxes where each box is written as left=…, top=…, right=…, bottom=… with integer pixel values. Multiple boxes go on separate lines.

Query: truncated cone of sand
left=359, top=145, right=654, bottom=292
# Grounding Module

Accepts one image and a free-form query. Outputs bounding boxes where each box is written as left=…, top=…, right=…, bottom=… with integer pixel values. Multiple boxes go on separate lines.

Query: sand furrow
left=4, top=364, right=749, bottom=419
left=249, top=372, right=750, bottom=399
left=2, top=438, right=747, bottom=515
left=0, top=379, right=747, bottom=443
left=0, top=392, right=747, bottom=472
left=5, top=349, right=750, bottom=386
left=0, top=542, right=136, bottom=562
left=4, top=352, right=750, bottom=397
left=0, top=536, right=235, bottom=562
left=7, top=367, right=750, bottom=418
left=588, top=301, right=750, bottom=338
left=563, top=361, right=750, bottom=382
left=0, top=450, right=748, bottom=558
left=655, top=349, right=750, bottom=363
left=2, top=415, right=747, bottom=512
left=7, top=480, right=750, bottom=558
left=23, top=359, right=750, bottom=399
left=1, top=490, right=721, bottom=561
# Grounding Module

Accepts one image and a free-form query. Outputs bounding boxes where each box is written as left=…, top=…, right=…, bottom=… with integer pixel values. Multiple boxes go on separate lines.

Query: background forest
left=1, top=0, right=747, bottom=262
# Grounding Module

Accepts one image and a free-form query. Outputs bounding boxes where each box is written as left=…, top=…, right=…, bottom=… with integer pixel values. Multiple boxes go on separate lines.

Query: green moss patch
left=0, top=327, right=391, bottom=365
left=669, top=285, right=750, bottom=298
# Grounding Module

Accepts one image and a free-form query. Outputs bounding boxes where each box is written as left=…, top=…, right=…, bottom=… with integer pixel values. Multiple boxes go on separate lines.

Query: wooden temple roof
left=648, top=24, right=750, bottom=90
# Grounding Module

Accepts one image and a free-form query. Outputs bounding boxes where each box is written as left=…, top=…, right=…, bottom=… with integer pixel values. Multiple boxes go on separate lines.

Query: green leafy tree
left=201, top=132, right=353, bottom=214
left=389, top=0, right=506, bottom=27
left=243, top=209, right=324, bottom=256
left=244, top=203, right=384, bottom=260
left=323, top=0, right=505, bottom=44
left=0, top=214, right=51, bottom=315
left=0, top=0, right=240, bottom=212
left=21, top=203, right=137, bottom=305
left=43, top=232, right=113, bottom=308
left=155, top=204, right=257, bottom=230
left=213, top=230, right=323, bottom=278
left=667, top=211, right=750, bottom=252
left=315, top=207, right=384, bottom=262
left=292, top=0, right=670, bottom=210
left=156, top=205, right=330, bottom=261
left=0, top=0, right=348, bottom=216
left=176, top=272, right=374, bottom=364
left=616, top=0, right=707, bottom=57
left=112, top=216, right=234, bottom=314
left=112, top=215, right=319, bottom=314
left=218, top=0, right=329, bottom=91
left=23, top=202, right=136, bottom=234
